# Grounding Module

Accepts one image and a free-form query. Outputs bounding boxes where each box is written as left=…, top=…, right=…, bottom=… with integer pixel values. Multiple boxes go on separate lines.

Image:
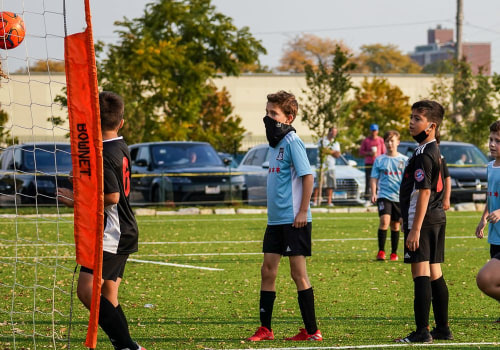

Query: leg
left=477, top=258, right=500, bottom=301
left=429, top=263, right=452, bottom=338
left=390, top=220, right=400, bottom=257
left=76, top=270, right=93, bottom=310
left=326, top=188, right=333, bottom=205
left=258, top=253, right=280, bottom=333
left=377, top=214, right=390, bottom=259
left=411, top=262, right=432, bottom=331
left=289, top=255, right=317, bottom=335
left=261, top=253, right=280, bottom=291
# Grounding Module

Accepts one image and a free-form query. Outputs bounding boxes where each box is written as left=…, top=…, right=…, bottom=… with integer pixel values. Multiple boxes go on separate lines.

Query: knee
left=290, top=269, right=306, bottom=285
left=77, top=286, right=92, bottom=309
left=261, top=263, right=277, bottom=281
left=476, top=269, right=492, bottom=293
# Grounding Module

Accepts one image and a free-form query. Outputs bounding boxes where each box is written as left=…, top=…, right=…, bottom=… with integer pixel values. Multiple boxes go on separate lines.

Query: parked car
left=0, top=143, right=72, bottom=205
left=129, top=141, right=246, bottom=205
left=398, top=141, right=488, bottom=202
left=237, top=143, right=366, bottom=205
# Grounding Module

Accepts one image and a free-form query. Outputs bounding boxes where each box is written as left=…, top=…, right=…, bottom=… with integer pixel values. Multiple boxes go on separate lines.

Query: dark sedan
left=0, top=143, right=72, bottom=205
left=398, top=141, right=488, bottom=203
left=129, top=141, right=245, bottom=205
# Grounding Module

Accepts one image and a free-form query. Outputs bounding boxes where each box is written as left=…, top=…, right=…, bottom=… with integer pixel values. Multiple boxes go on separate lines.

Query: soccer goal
left=0, top=1, right=103, bottom=349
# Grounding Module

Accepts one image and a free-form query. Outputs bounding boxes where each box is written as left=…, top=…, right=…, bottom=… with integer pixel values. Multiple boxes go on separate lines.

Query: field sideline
left=0, top=211, right=499, bottom=349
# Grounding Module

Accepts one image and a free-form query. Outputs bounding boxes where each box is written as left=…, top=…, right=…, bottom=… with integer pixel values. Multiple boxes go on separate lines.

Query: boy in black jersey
left=396, top=100, right=452, bottom=343
left=58, top=92, right=144, bottom=350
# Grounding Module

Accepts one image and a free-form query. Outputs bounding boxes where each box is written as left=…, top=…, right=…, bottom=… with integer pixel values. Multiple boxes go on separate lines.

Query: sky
left=87, top=0, right=500, bottom=74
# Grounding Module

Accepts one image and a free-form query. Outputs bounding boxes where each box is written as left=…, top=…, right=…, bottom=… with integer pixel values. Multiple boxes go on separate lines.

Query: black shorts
left=377, top=198, right=402, bottom=222
left=263, top=223, right=312, bottom=256
left=80, top=251, right=129, bottom=282
left=403, top=223, right=445, bottom=264
left=490, top=244, right=500, bottom=260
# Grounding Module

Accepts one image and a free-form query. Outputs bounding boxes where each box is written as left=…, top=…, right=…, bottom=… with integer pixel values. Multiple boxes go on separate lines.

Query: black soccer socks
left=391, top=230, right=400, bottom=254
left=298, top=287, right=318, bottom=335
left=414, top=276, right=432, bottom=330
left=259, top=290, right=276, bottom=331
left=431, top=276, right=449, bottom=329
left=99, top=296, right=136, bottom=350
left=378, top=229, right=387, bottom=252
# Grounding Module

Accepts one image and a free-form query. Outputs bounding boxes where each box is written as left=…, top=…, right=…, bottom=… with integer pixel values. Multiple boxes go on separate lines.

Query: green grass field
left=1, top=211, right=499, bottom=349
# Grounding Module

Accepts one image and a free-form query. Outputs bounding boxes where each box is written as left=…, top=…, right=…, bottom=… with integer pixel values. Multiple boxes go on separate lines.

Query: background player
left=247, top=91, right=322, bottom=342
left=475, top=120, right=500, bottom=322
left=370, top=130, right=408, bottom=261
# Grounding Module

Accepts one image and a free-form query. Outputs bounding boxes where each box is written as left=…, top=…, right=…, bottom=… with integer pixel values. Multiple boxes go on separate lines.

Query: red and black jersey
left=102, top=137, right=138, bottom=254
left=399, top=140, right=445, bottom=232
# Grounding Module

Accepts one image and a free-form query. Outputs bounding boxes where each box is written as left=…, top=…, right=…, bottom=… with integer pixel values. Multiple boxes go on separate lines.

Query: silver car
left=238, top=143, right=366, bottom=205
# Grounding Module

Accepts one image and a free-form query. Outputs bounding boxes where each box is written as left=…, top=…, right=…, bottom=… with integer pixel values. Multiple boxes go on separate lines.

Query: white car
left=237, top=143, right=366, bottom=205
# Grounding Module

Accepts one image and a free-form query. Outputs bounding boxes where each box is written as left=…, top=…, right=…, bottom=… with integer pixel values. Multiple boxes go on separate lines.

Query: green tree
left=278, top=34, right=352, bottom=73
left=15, top=59, right=65, bottom=73
left=347, top=78, right=411, bottom=153
left=355, top=44, right=421, bottom=74
left=0, top=108, right=10, bottom=143
left=97, top=0, right=266, bottom=148
left=429, top=59, right=500, bottom=151
left=422, top=60, right=454, bottom=74
left=301, top=45, right=356, bottom=203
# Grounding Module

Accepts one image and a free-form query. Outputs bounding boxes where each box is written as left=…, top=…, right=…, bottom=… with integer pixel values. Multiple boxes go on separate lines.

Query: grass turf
left=0, top=211, right=499, bottom=349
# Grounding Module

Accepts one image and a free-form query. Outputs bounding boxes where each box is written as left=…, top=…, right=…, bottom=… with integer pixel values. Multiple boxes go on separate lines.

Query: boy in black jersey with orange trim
left=396, top=100, right=452, bottom=343
left=58, top=92, right=144, bottom=350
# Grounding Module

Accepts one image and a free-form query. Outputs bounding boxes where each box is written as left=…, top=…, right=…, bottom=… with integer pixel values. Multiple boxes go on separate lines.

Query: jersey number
left=123, top=157, right=130, bottom=197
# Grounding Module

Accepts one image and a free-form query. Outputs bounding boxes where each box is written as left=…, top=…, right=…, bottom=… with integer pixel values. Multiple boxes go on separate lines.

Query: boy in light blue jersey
left=475, top=120, right=500, bottom=320
left=370, top=130, right=408, bottom=261
left=247, top=91, right=322, bottom=342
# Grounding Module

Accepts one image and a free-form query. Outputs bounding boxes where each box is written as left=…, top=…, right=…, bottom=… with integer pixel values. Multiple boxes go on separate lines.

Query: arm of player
left=104, top=192, right=120, bottom=207
left=443, top=177, right=451, bottom=210
left=370, top=177, right=378, bottom=204
left=293, top=174, right=313, bottom=228
left=407, top=188, right=431, bottom=251
left=57, top=187, right=74, bottom=207
left=476, top=205, right=489, bottom=239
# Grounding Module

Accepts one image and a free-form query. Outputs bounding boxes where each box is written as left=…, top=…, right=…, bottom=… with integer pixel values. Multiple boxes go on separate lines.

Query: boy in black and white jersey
left=396, top=100, right=452, bottom=343
left=58, top=92, right=144, bottom=350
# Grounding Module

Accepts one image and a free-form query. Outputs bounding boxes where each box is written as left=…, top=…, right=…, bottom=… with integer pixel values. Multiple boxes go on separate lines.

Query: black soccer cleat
left=430, top=326, right=454, bottom=340
left=395, top=328, right=433, bottom=343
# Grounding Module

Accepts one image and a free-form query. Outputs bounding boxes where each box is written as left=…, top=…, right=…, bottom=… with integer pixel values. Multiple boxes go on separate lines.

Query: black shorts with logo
left=403, top=223, right=445, bottom=264
left=377, top=198, right=402, bottom=222
left=263, top=223, right=312, bottom=256
left=80, top=251, right=129, bottom=282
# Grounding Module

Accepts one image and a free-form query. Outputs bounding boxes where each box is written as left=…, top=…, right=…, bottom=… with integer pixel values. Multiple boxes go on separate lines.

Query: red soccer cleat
left=376, top=250, right=386, bottom=260
left=285, top=328, right=323, bottom=341
left=247, top=326, right=274, bottom=341
left=390, top=253, right=399, bottom=261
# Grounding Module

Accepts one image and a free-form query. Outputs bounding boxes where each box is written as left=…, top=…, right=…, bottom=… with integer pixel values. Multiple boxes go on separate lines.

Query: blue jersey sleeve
left=371, top=156, right=381, bottom=179
left=289, top=139, right=312, bottom=177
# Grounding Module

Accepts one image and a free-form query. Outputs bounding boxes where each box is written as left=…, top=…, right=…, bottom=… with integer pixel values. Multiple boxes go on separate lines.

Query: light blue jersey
left=371, top=153, right=408, bottom=202
left=267, top=132, right=313, bottom=225
left=487, top=161, right=500, bottom=245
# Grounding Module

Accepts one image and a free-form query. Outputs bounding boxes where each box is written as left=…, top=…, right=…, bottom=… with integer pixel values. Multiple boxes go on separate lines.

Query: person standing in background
left=360, top=124, right=386, bottom=200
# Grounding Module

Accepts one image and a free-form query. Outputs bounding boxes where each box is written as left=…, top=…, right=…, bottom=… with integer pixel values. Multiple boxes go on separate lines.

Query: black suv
left=398, top=141, right=488, bottom=203
left=0, top=143, right=72, bottom=205
left=129, top=141, right=245, bottom=205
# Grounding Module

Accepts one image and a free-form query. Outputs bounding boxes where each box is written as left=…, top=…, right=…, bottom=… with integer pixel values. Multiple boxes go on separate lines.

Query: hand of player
left=406, top=229, right=420, bottom=251
left=57, top=187, right=74, bottom=207
left=486, top=209, right=500, bottom=224
left=442, top=198, right=450, bottom=211
left=371, top=194, right=377, bottom=204
left=293, top=211, right=307, bottom=228
left=475, top=220, right=486, bottom=239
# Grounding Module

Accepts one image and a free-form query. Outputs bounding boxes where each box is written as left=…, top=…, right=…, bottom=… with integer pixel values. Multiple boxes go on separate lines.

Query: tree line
left=2, top=0, right=500, bottom=155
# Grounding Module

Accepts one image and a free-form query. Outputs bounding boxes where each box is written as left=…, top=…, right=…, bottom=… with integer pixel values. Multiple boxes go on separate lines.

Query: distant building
left=410, top=25, right=491, bottom=75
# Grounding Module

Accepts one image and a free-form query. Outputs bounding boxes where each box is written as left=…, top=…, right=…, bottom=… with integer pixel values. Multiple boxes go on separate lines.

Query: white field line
left=0, top=235, right=483, bottom=248
left=127, top=258, right=223, bottom=271
left=223, top=342, right=499, bottom=350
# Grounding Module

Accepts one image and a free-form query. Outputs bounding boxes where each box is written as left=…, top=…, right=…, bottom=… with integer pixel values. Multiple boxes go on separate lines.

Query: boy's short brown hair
left=383, top=130, right=400, bottom=142
left=267, top=90, right=298, bottom=122
left=412, top=100, right=445, bottom=141
left=99, top=91, right=124, bottom=131
left=490, top=120, right=500, bottom=133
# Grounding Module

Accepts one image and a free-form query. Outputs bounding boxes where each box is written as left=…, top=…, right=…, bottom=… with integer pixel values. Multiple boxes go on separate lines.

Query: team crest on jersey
left=276, top=147, right=284, bottom=160
left=398, top=160, right=405, bottom=169
left=414, top=168, right=425, bottom=182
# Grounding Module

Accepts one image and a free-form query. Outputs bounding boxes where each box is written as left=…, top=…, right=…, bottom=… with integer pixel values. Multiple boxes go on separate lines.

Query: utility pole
left=456, top=0, right=463, bottom=61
